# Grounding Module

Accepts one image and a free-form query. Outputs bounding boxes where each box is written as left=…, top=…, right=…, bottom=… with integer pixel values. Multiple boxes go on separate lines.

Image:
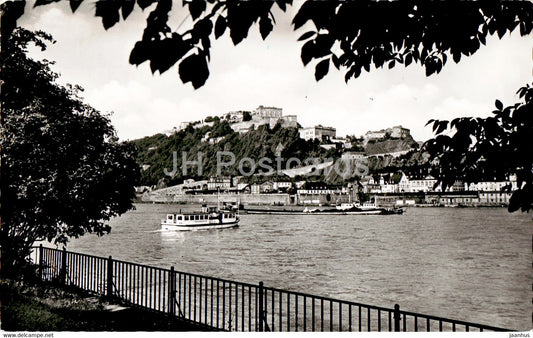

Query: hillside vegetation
left=134, top=121, right=337, bottom=186
left=365, top=135, right=418, bottom=155
left=134, top=122, right=424, bottom=187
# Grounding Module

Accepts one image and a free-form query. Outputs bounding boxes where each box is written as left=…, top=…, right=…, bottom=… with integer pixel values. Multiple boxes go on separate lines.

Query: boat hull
left=308, top=210, right=384, bottom=215
left=243, top=208, right=403, bottom=215
left=161, top=220, right=239, bottom=231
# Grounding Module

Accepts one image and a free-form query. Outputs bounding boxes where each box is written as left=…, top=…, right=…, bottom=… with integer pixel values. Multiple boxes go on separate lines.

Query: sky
left=19, top=1, right=532, bottom=142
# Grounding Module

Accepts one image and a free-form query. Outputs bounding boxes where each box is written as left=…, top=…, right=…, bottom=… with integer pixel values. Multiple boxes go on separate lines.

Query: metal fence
left=32, top=245, right=509, bottom=332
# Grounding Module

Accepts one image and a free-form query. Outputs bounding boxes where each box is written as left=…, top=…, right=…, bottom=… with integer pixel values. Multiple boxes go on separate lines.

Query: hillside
left=133, top=123, right=427, bottom=187
left=364, top=135, right=418, bottom=155
left=133, top=121, right=334, bottom=186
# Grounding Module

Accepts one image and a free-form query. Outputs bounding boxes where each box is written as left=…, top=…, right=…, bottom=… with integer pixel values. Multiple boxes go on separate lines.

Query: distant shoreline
left=134, top=199, right=509, bottom=209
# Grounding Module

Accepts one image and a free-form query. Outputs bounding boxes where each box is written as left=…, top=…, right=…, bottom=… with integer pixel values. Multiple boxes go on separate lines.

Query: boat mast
left=217, top=187, right=220, bottom=211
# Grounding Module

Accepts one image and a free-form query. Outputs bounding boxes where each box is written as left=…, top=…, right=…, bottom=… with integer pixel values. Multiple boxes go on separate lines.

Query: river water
left=64, top=203, right=531, bottom=330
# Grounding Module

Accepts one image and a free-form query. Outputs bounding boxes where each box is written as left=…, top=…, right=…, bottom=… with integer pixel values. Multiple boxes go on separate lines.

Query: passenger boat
left=161, top=204, right=239, bottom=231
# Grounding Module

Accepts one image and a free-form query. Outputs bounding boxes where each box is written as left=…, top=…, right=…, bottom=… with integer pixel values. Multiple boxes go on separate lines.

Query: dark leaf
left=95, top=0, right=121, bottom=30
left=292, top=0, right=314, bottom=29
left=187, top=0, right=206, bottom=20
left=69, top=0, right=83, bottom=13
left=388, top=60, right=395, bottom=69
left=344, top=68, right=355, bottom=83
left=495, top=99, right=503, bottom=110
left=121, top=0, right=135, bottom=20
left=452, top=51, right=461, bottom=63
left=137, top=0, right=156, bottom=10
left=517, top=86, right=527, bottom=98
left=405, top=53, right=413, bottom=66
left=298, top=31, right=316, bottom=41
left=436, top=121, right=449, bottom=134
left=315, top=58, right=329, bottom=81
left=313, top=34, right=333, bottom=58
left=129, top=41, right=150, bottom=65
left=34, top=0, right=59, bottom=7
left=519, top=21, right=526, bottom=36
left=259, top=16, right=273, bottom=40
left=227, top=8, right=254, bottom=45
left=301, top=40, right=314, bottom=66
left=193, top=18, right=213, bottom=41
left=450, top=117, right=460, bottom=129
left=214, top=16, right=227, bottom=39
left=150, top=35, right=190, bottom=74
left=497, top=25, right=506, bottom=39
left=425, top=60, right=436, bottom=76
left=179, top=53, right=210, bottom=89
left=349, top=67, right=361, bottom=80
left=276, top=0, right=287, bottom=12
left=331, top=54, right=340, bottom=69
left=432, top=120, right=439, bottom=132
left=478, top=32, right=486, bottom=45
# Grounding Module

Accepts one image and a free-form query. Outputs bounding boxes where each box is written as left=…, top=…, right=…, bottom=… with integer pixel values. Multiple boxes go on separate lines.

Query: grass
left=0, top=279, right=214, bottom=331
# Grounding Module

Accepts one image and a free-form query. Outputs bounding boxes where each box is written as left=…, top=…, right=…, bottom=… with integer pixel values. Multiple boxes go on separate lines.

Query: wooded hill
left=133, top=120, right=424, bottom=187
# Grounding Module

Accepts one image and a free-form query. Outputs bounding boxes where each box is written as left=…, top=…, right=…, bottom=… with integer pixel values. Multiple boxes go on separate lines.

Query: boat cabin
left=162, top=204, right=239, bottom=230
left=164, top=211, right=237, bottom=224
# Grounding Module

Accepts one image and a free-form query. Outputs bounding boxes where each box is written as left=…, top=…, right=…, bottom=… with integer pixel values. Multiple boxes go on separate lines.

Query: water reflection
left=160, top=230, right=186, bottom=243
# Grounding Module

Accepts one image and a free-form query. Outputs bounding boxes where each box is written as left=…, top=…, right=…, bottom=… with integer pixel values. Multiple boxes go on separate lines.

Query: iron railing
left=31, top=245, right=510, bottom=332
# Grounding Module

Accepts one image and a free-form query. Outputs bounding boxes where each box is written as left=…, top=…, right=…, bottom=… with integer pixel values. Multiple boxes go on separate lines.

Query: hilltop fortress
left=228, top=106, right=298, bottom=134
left=169, top=104, right=411, bottom=146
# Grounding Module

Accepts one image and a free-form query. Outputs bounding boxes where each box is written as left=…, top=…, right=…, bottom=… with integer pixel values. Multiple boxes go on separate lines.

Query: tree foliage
left=0, top=28, right=140, bottom=277
left=2, top=0, right=531, bottom=87
left=423, top=84, right=533, bottom=213
left=134, top=123, right=326, bottom=186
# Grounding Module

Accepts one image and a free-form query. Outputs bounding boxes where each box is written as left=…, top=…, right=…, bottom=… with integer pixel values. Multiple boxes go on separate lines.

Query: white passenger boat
left=161, top=205, right=239, bottom=231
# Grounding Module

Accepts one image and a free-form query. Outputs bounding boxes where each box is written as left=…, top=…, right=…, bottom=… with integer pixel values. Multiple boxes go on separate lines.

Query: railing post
left=38, top=244, right=43, bottom=280
left=394, top=304, right=401, bottom=332
left=169, top=266, right=176, bottom=317
left=60, top=247, right=67, bottom=285
left=258, top=281, right=264, bottom=332
left=107, top=256, right=113, bottom=298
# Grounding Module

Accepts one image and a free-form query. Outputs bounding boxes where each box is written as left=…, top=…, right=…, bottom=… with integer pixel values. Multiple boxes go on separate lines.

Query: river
left=64, top=203, right=531, bottom=330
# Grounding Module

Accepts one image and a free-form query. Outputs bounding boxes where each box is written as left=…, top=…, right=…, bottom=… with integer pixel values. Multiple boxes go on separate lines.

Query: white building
left=207, top=176, right=232, bottom=191
left=364, top=126, right=411, bottom=141
left=379, top=175, right=399, bottom=193
left=229, top=106, right=298, bottom=134
left=389, top=126, right=410, bottom=139
left=299, top=125, right=337, bottom=141
left=227, top=111, right=245, bottom=123
left=399, top=173, right=438, bottom=193
left=478, top=191, right=513, bottom=204
left=364, top=130, right=387, bottom=140
left=465, top=175, right=517, bottom=191
left=178, top=120, right=214, bottom=131
left=273, top=181, right=292, bottom=191
left=253, top=105, right=282, bottom=118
